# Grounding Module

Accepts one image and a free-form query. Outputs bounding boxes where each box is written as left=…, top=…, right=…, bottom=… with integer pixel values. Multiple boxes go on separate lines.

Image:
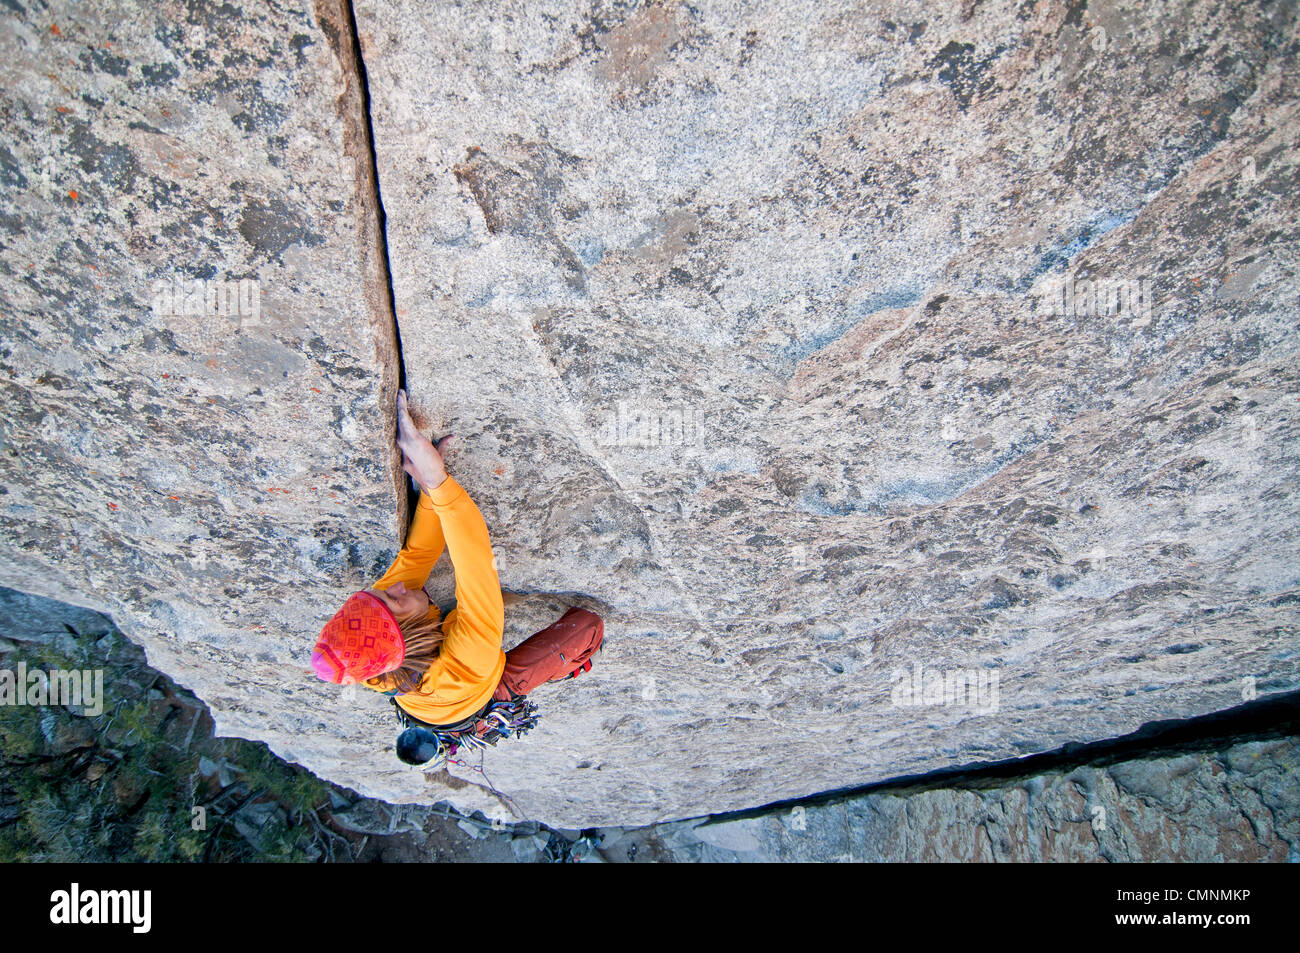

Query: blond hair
left=365, top=609, right=446, bottom=695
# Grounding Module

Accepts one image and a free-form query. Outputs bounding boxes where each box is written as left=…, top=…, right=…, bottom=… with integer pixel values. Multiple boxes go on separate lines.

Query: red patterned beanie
left=311, top=591, right=406, bottom=683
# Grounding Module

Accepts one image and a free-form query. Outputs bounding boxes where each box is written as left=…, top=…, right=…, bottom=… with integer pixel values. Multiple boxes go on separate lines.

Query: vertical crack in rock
left=316, top=0, right=413, bottom=521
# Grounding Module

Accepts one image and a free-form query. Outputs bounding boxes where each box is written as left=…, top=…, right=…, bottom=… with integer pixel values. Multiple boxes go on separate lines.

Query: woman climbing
left=310, top=389, right=604, bottom=765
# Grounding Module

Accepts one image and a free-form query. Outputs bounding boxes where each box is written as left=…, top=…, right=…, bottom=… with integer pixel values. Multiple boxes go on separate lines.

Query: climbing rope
left=446, top=747, right=528, bottom=821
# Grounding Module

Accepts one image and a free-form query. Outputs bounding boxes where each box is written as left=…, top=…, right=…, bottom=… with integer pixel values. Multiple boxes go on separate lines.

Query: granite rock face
left=1, top=0, right=1299, bottom=829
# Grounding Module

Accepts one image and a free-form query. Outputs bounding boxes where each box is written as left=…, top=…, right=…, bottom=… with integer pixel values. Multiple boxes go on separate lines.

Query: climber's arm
left=388, top=387, right=500, bottom=670
left=369, top=387, right=452, bottom=592
left=370, top=493, right=447, bottom=593
left=427, top=476, right=505, bottom=672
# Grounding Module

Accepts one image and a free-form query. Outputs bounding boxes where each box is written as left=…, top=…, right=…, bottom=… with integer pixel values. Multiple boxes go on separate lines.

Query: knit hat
left=311, top=591, right=406, bottom=683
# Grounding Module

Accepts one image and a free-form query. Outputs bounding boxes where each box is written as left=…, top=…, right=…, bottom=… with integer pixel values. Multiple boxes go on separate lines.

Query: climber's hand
left=396, top=389, right=450, bottom=492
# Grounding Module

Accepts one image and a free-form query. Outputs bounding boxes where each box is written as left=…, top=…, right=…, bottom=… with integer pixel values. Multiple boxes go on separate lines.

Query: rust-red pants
left=491, top=606, right=604, bottom=702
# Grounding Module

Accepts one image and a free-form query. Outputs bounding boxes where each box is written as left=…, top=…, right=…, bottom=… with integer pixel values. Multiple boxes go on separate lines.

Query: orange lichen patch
left=107, top=502, right=118, bottom=511
left=310, top=386, right=321, bottom=393
left=50, top=24, right=60, bottom=35
left=68, top=190, right=79, bottom=201
left=494, top=464, right=507, bottom=476
left=56, top=106, right=70, bottom=113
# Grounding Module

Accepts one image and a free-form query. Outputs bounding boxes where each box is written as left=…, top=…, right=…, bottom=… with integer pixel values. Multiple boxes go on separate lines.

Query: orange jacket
left=364, top=475, right=505, bottom=725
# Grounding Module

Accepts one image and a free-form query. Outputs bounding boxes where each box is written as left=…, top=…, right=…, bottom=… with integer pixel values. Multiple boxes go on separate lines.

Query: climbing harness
left=391, top=695, right=541, bottom=769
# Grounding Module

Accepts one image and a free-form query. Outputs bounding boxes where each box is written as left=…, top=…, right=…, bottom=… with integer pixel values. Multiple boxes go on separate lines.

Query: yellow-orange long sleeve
left=371, top=490, right=447, bottom=595
left=423, top=476, right=505, bottom=668
left=366, top=476, right=506, bottom=725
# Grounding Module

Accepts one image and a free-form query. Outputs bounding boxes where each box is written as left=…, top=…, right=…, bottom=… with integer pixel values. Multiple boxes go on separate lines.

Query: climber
left=309, top=389, right=604, bottom=765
